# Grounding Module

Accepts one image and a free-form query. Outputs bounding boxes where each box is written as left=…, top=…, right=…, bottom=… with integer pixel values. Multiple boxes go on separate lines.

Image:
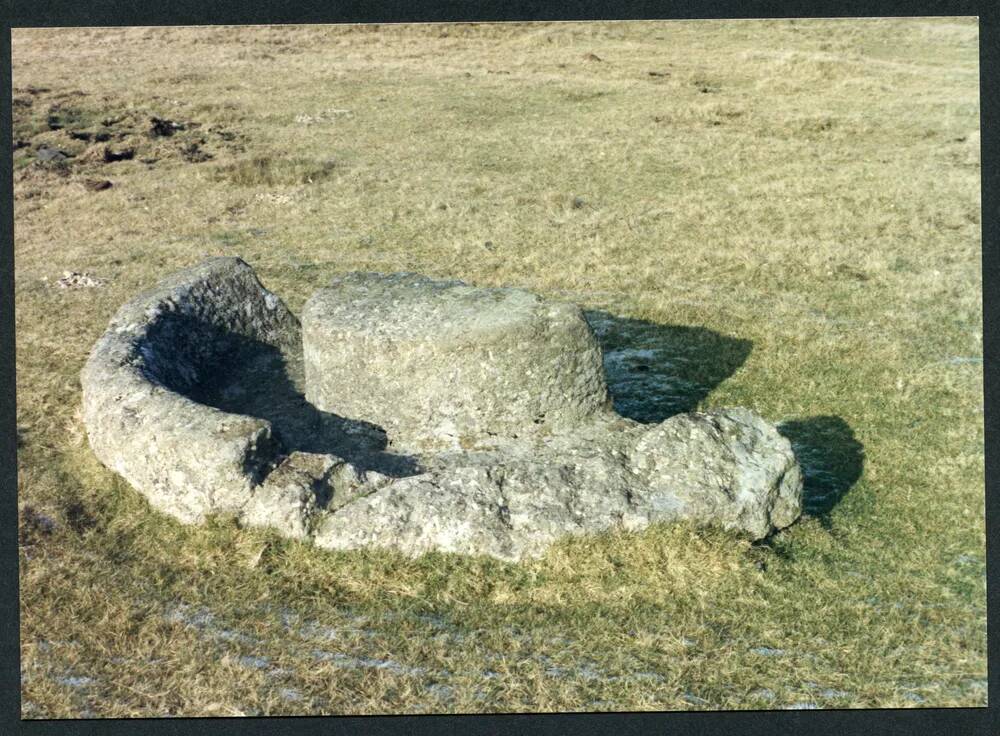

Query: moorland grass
left=14, top=18, right=983, bottom=716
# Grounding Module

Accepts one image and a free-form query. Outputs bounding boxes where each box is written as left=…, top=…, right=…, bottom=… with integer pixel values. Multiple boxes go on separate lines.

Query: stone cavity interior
left=81, top=257, right=803, bottom=561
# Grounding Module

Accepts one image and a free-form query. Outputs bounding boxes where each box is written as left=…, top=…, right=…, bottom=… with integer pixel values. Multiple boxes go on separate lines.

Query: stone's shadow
left=583, top=310, right=753, bottom=423
left=777, top=416, right=865, bottom=523
left=187, top=337, right=422, bottom=478
left=583, top=311, right=864, bottom=522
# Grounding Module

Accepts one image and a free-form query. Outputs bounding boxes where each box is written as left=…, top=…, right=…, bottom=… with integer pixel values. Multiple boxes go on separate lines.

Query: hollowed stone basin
left=81, top=257, right=803, bottom=561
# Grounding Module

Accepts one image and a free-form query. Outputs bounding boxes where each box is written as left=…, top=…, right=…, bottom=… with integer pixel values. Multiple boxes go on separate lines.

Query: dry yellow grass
left=14, top=18, right=983, bottom=716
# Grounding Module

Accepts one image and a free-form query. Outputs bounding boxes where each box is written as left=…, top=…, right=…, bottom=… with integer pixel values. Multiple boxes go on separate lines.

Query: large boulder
left=80, top=257, right=387, bottom=532
left=81, top=259, right=804, bottom=561
left=302, top=272, right=611, bottom=451
left=313, top=408, right=802, bottom=561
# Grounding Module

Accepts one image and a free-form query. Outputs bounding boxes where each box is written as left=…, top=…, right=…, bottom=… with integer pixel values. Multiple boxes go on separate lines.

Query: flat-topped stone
left=302, top=272, right=611, bottom=451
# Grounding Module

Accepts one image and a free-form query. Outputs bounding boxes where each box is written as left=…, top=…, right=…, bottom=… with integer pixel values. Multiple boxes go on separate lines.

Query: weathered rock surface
left=303, top=273, right=611, bottom=451
left=81, top=258, right=386, bottom=537
left=82, top=257, right=300, bottom=524
left=81, top=258, right=804, bottom=561
left=314, top=409, right=802, bottom=560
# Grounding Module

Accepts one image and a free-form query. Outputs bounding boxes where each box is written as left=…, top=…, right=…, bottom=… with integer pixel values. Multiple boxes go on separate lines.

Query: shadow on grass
left=582, top=311, right=864, bottom=523
left=583, top=310, right=753, bottom=423
left=777, top=416, right=865, bottom=525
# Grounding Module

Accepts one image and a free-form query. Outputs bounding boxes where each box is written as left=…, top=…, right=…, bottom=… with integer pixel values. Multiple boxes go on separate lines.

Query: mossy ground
left=13, top=19, right=983, bottom=716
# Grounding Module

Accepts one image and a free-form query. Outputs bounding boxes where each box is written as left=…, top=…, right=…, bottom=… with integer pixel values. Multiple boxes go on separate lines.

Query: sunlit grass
left=14, top=18, right=983, bottom=717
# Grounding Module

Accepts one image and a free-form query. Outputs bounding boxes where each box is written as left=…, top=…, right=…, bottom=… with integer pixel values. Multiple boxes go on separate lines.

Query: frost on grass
left=751, top=646, right=786, bottom=657
left=238, top=655, right=271, bottom=670
left=55, top=271, right=105, bottom=289
left=55, top=675, right=96, bottom=688
left=311, top=650, right=428, bottom=678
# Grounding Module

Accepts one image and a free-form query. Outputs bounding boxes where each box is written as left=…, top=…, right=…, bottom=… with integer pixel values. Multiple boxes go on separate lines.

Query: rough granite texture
left=81, top=258, right=804, bottom=561
left=80, top=257, right=391, bottom=533
left=303, top=272, right=612, bottom=451
left=315, top=409, right=802, bottom=560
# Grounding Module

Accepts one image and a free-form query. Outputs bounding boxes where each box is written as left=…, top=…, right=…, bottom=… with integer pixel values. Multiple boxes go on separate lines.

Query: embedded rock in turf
left=81, top=257, right=804, bottom=561
left=313, top=408, right=804, bottom=560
